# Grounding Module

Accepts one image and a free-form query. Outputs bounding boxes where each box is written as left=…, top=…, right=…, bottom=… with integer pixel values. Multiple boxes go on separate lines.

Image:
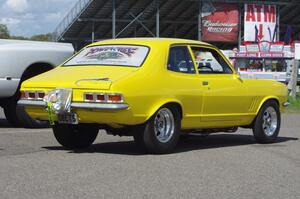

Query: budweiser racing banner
left=244, top=4, right=277, bottom=42
left=201, top=3, right=239, bottom=43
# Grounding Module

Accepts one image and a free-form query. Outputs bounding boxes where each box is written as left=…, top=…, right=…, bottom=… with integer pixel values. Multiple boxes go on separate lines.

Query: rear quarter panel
left=108, top=42, right=170, bottom=124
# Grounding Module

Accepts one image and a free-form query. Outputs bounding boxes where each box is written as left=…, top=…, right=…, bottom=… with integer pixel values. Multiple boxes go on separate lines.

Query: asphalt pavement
left=0, top=108, right=299, bottom=199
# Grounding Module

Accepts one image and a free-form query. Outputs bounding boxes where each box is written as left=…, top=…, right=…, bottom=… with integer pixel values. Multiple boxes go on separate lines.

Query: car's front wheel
left=252, top=100, right=281, bottom=143
left=53, top=124, right=99, bottom=149
left=133, top=105, right=181, bottom=154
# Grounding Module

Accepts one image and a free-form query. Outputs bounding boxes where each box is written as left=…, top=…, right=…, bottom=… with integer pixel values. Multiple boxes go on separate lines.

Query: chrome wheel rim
left=154, top=108, right=175, bottom=143
left=262, top=106, right=278, bottom=136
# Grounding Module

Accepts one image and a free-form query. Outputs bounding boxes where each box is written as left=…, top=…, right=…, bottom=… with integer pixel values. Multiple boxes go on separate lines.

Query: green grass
left=286, top=94, right=300, bottom=113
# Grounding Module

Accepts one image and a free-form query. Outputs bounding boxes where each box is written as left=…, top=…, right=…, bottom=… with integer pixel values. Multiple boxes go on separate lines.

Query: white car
left=0, top=39, right=74, bottom=127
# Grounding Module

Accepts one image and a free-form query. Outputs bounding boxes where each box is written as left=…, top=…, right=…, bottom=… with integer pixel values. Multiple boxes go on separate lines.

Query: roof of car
left=89, top=38, right=213, bottom=47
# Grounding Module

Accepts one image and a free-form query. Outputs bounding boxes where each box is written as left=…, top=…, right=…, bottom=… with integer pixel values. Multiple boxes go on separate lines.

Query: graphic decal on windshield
left=64, top=45, right=149, bottom=67
left=85, top=47, right=138, bottom=60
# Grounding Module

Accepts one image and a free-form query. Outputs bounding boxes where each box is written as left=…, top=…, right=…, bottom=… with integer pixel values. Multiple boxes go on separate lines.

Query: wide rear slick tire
left=133, top=105, right=181, bottom=154
left=53, top=124, right=99, bottom=149
left=252, top=100, right=281, bottom=144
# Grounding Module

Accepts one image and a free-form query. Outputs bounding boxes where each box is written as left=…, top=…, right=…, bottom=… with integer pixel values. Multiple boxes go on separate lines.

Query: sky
left=0, top=0, right=77, bottom=37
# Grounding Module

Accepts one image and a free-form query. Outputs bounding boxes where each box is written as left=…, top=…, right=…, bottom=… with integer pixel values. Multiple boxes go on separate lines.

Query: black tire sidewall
left=143, top=105, right=181, bottom=154
left=3, top=93, right=49, bottom=128
left=53, top=124, right=99, bottom=149
left=253, top=100, right=281, bottom=143
left=3, top=96, right=22, bottom=127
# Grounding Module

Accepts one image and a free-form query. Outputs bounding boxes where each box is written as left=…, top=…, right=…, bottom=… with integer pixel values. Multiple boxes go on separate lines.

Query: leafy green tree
left=30, top=33, right=53, bottom=41
left=10, top=36, right=28, bottom=40
left=0, top=23, right=53, bottom=41
left=0, top=24, right=10, bottom=39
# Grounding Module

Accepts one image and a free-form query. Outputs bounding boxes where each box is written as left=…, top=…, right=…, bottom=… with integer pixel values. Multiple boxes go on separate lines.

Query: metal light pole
left=291, top=43, right=300, bottom=98
left=156, top=0, right=160, bottom=37
left=198, top=1, right=202, bottom=41
left=290, top=59, right=299, bottom=98
left=112, top=0, right=116, bottom=39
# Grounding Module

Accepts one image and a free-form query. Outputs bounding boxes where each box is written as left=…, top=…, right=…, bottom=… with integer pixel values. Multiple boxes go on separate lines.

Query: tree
left=0, top=24, right=10, bottom=39
left=30, top=33, right=53, bottom=41
left=0, top=23, right=53, bottom=41
left=10, top=36, right=28, bottom=40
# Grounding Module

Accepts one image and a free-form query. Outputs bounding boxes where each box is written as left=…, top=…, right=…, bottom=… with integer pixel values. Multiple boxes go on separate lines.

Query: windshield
left=64, top=45, right=149, bottom=67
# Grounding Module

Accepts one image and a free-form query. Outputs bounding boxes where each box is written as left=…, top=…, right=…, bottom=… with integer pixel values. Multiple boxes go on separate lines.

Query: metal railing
left=53, top=0, right=93, bottom=41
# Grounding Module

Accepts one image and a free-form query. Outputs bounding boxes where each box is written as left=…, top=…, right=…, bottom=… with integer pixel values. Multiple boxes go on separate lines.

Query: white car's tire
left=3, top=94, right=48, bottom=128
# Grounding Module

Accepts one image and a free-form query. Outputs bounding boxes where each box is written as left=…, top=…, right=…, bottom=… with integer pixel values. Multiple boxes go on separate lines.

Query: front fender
left=255, top=96, right=280, bottom=115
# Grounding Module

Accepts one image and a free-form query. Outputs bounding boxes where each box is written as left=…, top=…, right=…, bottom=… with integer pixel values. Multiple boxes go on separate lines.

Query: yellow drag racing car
left=18, top=38, right=288, bottom=154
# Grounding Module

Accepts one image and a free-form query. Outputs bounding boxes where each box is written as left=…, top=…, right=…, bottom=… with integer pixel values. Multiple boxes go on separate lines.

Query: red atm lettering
left=254, top=5, right=262, bottom=22
left=246, top=4, right=275, bottom=23
left=246, top=4, right=255, bottom=22
left=264, top=5, right=275, bottom=22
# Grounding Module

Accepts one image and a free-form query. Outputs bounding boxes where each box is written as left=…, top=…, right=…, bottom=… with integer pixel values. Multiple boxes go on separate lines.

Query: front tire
left=53, top=124, right=99, bottom=149
left=252, top=100, right=281, bottom=143
left=133, top=105, right=181, bottom=154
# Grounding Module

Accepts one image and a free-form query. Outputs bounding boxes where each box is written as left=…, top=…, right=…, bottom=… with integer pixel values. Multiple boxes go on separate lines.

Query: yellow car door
left=190, top=45, right=252, bottom=127
left=166, top=45, right=205, bottom=129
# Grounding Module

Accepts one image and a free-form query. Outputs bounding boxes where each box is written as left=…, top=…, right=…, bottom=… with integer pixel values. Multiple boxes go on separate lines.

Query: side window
left=167, top=46, right=195, bottom=74
left=191, top=47, right=233, bottom=74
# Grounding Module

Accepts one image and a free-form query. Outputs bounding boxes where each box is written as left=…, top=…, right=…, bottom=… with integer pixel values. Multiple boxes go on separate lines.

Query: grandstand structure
left=53, top=0, right=300, bottom=49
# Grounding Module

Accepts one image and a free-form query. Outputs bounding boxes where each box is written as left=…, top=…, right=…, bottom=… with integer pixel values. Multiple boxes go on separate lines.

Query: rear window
left=64, top=45, right=149, bottom=67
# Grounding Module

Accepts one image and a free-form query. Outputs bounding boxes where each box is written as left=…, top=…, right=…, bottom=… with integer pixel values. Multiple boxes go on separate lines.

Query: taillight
left=28, top=92, right=36, bottom=99
left=96, top=94, right=105, bottom=102
left=84, top=93, right=123, bottom=103
left=37, top=92, right=45, bottom=99
left=84, top=93, right=94, bottom=101
left=107, top=94, right=123, bottom=103
left=20, top=91, right=26, bottom=99
left=21, top=91, right=45, bottom=101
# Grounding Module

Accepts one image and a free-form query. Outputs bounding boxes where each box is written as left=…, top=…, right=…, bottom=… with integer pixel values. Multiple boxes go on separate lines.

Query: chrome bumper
left=17, top=100, right=129, bottom=110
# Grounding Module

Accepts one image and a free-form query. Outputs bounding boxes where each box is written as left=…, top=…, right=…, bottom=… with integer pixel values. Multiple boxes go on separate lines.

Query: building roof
left=54, top=0, right=300, bottom=49
left=88, top=37, right=212, bottom=47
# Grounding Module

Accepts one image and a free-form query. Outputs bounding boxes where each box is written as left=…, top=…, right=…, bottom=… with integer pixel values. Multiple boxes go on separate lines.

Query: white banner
left=244, top=4, right=277, bottom=42
left=295, top=43, right=300, bottom=60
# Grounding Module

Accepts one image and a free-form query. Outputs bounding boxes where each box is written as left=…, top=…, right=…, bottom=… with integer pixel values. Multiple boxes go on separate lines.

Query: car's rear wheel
left=133, top=105, right=181, bottom=154
left=252, top=100, right=280, bottom=143
left=53, top=124, right=99, bottom=149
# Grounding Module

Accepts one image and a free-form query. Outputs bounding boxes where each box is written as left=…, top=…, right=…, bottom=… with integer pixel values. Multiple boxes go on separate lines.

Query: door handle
left=202, top=81, right=209, bottom=86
